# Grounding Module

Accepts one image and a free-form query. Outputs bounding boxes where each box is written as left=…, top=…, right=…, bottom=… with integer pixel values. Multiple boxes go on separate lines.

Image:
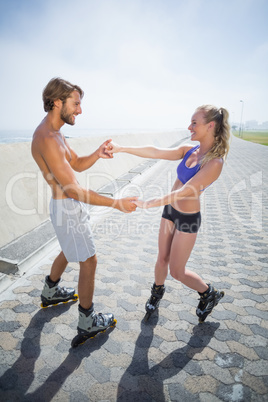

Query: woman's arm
left=107, top=141, right=188, bottom=161
left=135, top=158, right=224, bottom=208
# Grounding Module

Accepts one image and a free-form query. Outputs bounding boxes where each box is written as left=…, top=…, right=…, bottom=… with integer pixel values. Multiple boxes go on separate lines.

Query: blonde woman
left=107, top=105, right=231, bottom=322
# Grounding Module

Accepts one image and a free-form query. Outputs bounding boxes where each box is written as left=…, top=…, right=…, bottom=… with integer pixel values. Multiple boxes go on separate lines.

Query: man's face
left=60, top=91, right=82, bottom=126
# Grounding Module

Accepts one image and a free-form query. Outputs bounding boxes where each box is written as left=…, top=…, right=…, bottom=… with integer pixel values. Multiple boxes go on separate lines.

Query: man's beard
left=60, top=104, right=75, bottom=126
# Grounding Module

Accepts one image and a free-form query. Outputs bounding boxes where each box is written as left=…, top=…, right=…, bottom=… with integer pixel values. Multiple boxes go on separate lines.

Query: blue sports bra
left=177, top=145, right=200, bottom=184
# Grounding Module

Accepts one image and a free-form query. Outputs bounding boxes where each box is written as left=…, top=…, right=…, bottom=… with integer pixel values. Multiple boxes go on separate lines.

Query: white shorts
left=50, top=198, right=96, bottom=262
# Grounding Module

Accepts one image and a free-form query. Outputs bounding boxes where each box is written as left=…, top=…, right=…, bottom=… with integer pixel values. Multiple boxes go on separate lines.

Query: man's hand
left=133, top=199, right=148, bottom=209
left=114, top=197, right=138, bottom=213
left=97, top=139, right=113, bottom=159
left=105, top=141, right=121, bottom=157
left=133, top=199, right=157, bottom=209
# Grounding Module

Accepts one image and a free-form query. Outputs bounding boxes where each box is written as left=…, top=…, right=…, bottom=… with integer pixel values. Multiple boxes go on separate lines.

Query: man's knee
left=80, top=254, right=97, bottom=269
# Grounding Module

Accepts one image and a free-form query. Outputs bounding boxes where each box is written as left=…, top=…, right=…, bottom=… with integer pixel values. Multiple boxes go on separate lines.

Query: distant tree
left=232, top=125, right=238, bottom=131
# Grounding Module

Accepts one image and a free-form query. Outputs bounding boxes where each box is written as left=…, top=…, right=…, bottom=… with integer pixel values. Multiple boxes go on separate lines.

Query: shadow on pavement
left=117, top=315, right=220, bottom=401
left=0, top=302, right=114, bottom=401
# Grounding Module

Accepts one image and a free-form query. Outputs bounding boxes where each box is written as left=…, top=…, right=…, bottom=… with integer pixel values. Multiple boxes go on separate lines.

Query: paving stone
left=245, top=307, right=268, bottom=320
left=238, top=315, right=262, bottom=325
left=199, top=393, right=222, bottom=402
left=223, top=303, right=247, bottom=316
left=226, top=341, right=259, bottom=360
left=168, top=383, right=199, bottom=401
left=101, top=276, right=121, bottom=284
left=123, top=286, right=141, bottom=297
left=0, top=300, right=20, bottom=309
left=0, top=321, right=21, bottom=332
left=244, top=360, right=268, bottom=377
left=241, top=371, right=268, bottom=395
left=214, top=352, right=244, bottom=368
left=207, top=338, right=231, bottom=354
left=0, top=308, right=17, bottom=321
left=217, top=383, right=252, bottom=402
left=254, top=346, right=268, bottom=360
left=177, top=311, right=197, bottom=325
left=214, top=329, right=241, bottom=342
left=211, top=310, right=237, bottom=321
left=183, top=360, right=203, bottom=376
left=201, top=361, right=234, bottom=384
left=28, top=289, right=41, bottom=297
left=184, top=374, right=218, bottom=394
left=240, top=333, right=267, bottom=348
left=0, top=332, right=19, bottom=350
left=13, top=304, right=38, bottom=314
left=70, top=390, right=90, bottom=401
left=84, top=358, right=111, bottom=383
left=117, top=299, right=137, bottom=312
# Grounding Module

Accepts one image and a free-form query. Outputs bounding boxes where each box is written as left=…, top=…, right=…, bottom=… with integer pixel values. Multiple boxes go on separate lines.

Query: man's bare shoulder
left=32, top=122, right=60, bottom=149
left=32, top=128, right=62, bottom=169
left=33, top=121, right=53, bottom=141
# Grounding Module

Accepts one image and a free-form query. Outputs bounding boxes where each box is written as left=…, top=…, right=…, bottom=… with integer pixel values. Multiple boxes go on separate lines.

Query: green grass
left=233, top=131, right=268, bottom=146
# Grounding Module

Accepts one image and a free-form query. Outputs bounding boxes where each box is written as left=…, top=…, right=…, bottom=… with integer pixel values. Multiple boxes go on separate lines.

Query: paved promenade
left=0, top=135, right=268, bottom=402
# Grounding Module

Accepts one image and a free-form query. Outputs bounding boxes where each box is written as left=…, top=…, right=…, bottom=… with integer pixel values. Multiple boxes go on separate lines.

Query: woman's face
left=188, top=111, right=208, bottom=141
left=188, top=111, right=207, bottom=141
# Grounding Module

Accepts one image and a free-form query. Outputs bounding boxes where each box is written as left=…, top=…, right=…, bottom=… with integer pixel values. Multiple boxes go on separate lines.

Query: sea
left=0, top=128, right=183, bottom=144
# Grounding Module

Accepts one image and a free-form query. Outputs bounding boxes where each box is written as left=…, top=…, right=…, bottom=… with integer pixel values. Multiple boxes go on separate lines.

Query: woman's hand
left=105, top=141, right=121, bottom=157
left=133, top=199, right=158, bottom=209
left=133, top=199, right=148, bottom=209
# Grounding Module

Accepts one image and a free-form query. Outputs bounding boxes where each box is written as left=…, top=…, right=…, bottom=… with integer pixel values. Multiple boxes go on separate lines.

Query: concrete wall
left=0, top=130, right=188, bottom=248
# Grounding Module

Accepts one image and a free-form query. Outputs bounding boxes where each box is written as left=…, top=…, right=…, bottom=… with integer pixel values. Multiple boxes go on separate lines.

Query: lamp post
left=239, top=100, right=244, bottom=137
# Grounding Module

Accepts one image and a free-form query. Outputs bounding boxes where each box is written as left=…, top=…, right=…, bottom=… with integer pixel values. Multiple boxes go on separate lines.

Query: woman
left=107, top=105, right=231, bottom=323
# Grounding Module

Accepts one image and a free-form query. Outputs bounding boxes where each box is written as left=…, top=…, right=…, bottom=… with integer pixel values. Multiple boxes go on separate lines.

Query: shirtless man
left=32, top=77, right=137, bottom=346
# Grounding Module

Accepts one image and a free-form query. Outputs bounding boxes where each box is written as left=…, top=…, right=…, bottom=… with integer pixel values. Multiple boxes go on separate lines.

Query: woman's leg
left=154, top=218, right=176, bottom=285
left=169, top=230, right=208, bottom=293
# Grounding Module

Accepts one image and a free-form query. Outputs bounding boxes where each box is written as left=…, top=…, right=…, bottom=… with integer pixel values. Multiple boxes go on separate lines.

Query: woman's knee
left=170, top=266, right=185, bottom=282
left=156, top=253, right=170, bottom=267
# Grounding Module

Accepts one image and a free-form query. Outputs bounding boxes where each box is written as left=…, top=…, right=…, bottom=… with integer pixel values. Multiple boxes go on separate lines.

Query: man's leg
left=49, top=251, right=68, bottom=282
left=41, top=250, right=77, bottom=307
left=72, top=253, right=116, bottom=347
left=78, top=254, right=97, bottom=310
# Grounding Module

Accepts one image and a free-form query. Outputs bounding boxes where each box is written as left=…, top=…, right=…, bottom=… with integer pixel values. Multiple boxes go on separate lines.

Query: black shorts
left=162, top=204, right=201, bottom=233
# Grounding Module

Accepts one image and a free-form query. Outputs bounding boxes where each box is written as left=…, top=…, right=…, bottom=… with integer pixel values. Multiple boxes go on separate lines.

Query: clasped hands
left=99, top=139, right=151, bottom=211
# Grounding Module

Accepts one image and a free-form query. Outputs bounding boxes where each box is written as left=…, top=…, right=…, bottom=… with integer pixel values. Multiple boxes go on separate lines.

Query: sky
left=0, top=0, right=267, bottom=131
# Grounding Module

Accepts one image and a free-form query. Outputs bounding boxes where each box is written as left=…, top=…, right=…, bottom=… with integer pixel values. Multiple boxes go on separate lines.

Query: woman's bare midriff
left=170, top=178, right=201, bottom=214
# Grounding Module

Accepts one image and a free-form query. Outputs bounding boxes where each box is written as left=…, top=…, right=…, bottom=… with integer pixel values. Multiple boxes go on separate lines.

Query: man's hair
left=42, top=77, right=84, bottom=112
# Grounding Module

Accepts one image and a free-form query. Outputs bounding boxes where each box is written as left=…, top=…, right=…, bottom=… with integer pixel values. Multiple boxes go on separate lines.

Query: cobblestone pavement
left=0, top=135, right=268, bottom=402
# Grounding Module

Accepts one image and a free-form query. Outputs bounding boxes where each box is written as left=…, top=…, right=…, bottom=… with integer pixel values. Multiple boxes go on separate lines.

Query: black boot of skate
left=196, top=284, right=224, bottom=323
left=41, top=276, right=78, bottom=308
left=71, top=303, right=117, bottom=347
left=144, top=283, right=165, bottom=321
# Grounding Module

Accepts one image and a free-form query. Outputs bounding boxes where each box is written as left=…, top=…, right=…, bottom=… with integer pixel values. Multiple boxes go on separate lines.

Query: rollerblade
left=41, top=276, right=78, bottom=308
left=71, top=303, right=117, bottom=347
left=144, top=283, right=165, bottom=321
left=196, top=284, right=224, bottom=323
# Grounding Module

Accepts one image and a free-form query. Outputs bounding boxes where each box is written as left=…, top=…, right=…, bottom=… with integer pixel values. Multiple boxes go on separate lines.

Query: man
left=32, top=77, right=137, bottom=346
